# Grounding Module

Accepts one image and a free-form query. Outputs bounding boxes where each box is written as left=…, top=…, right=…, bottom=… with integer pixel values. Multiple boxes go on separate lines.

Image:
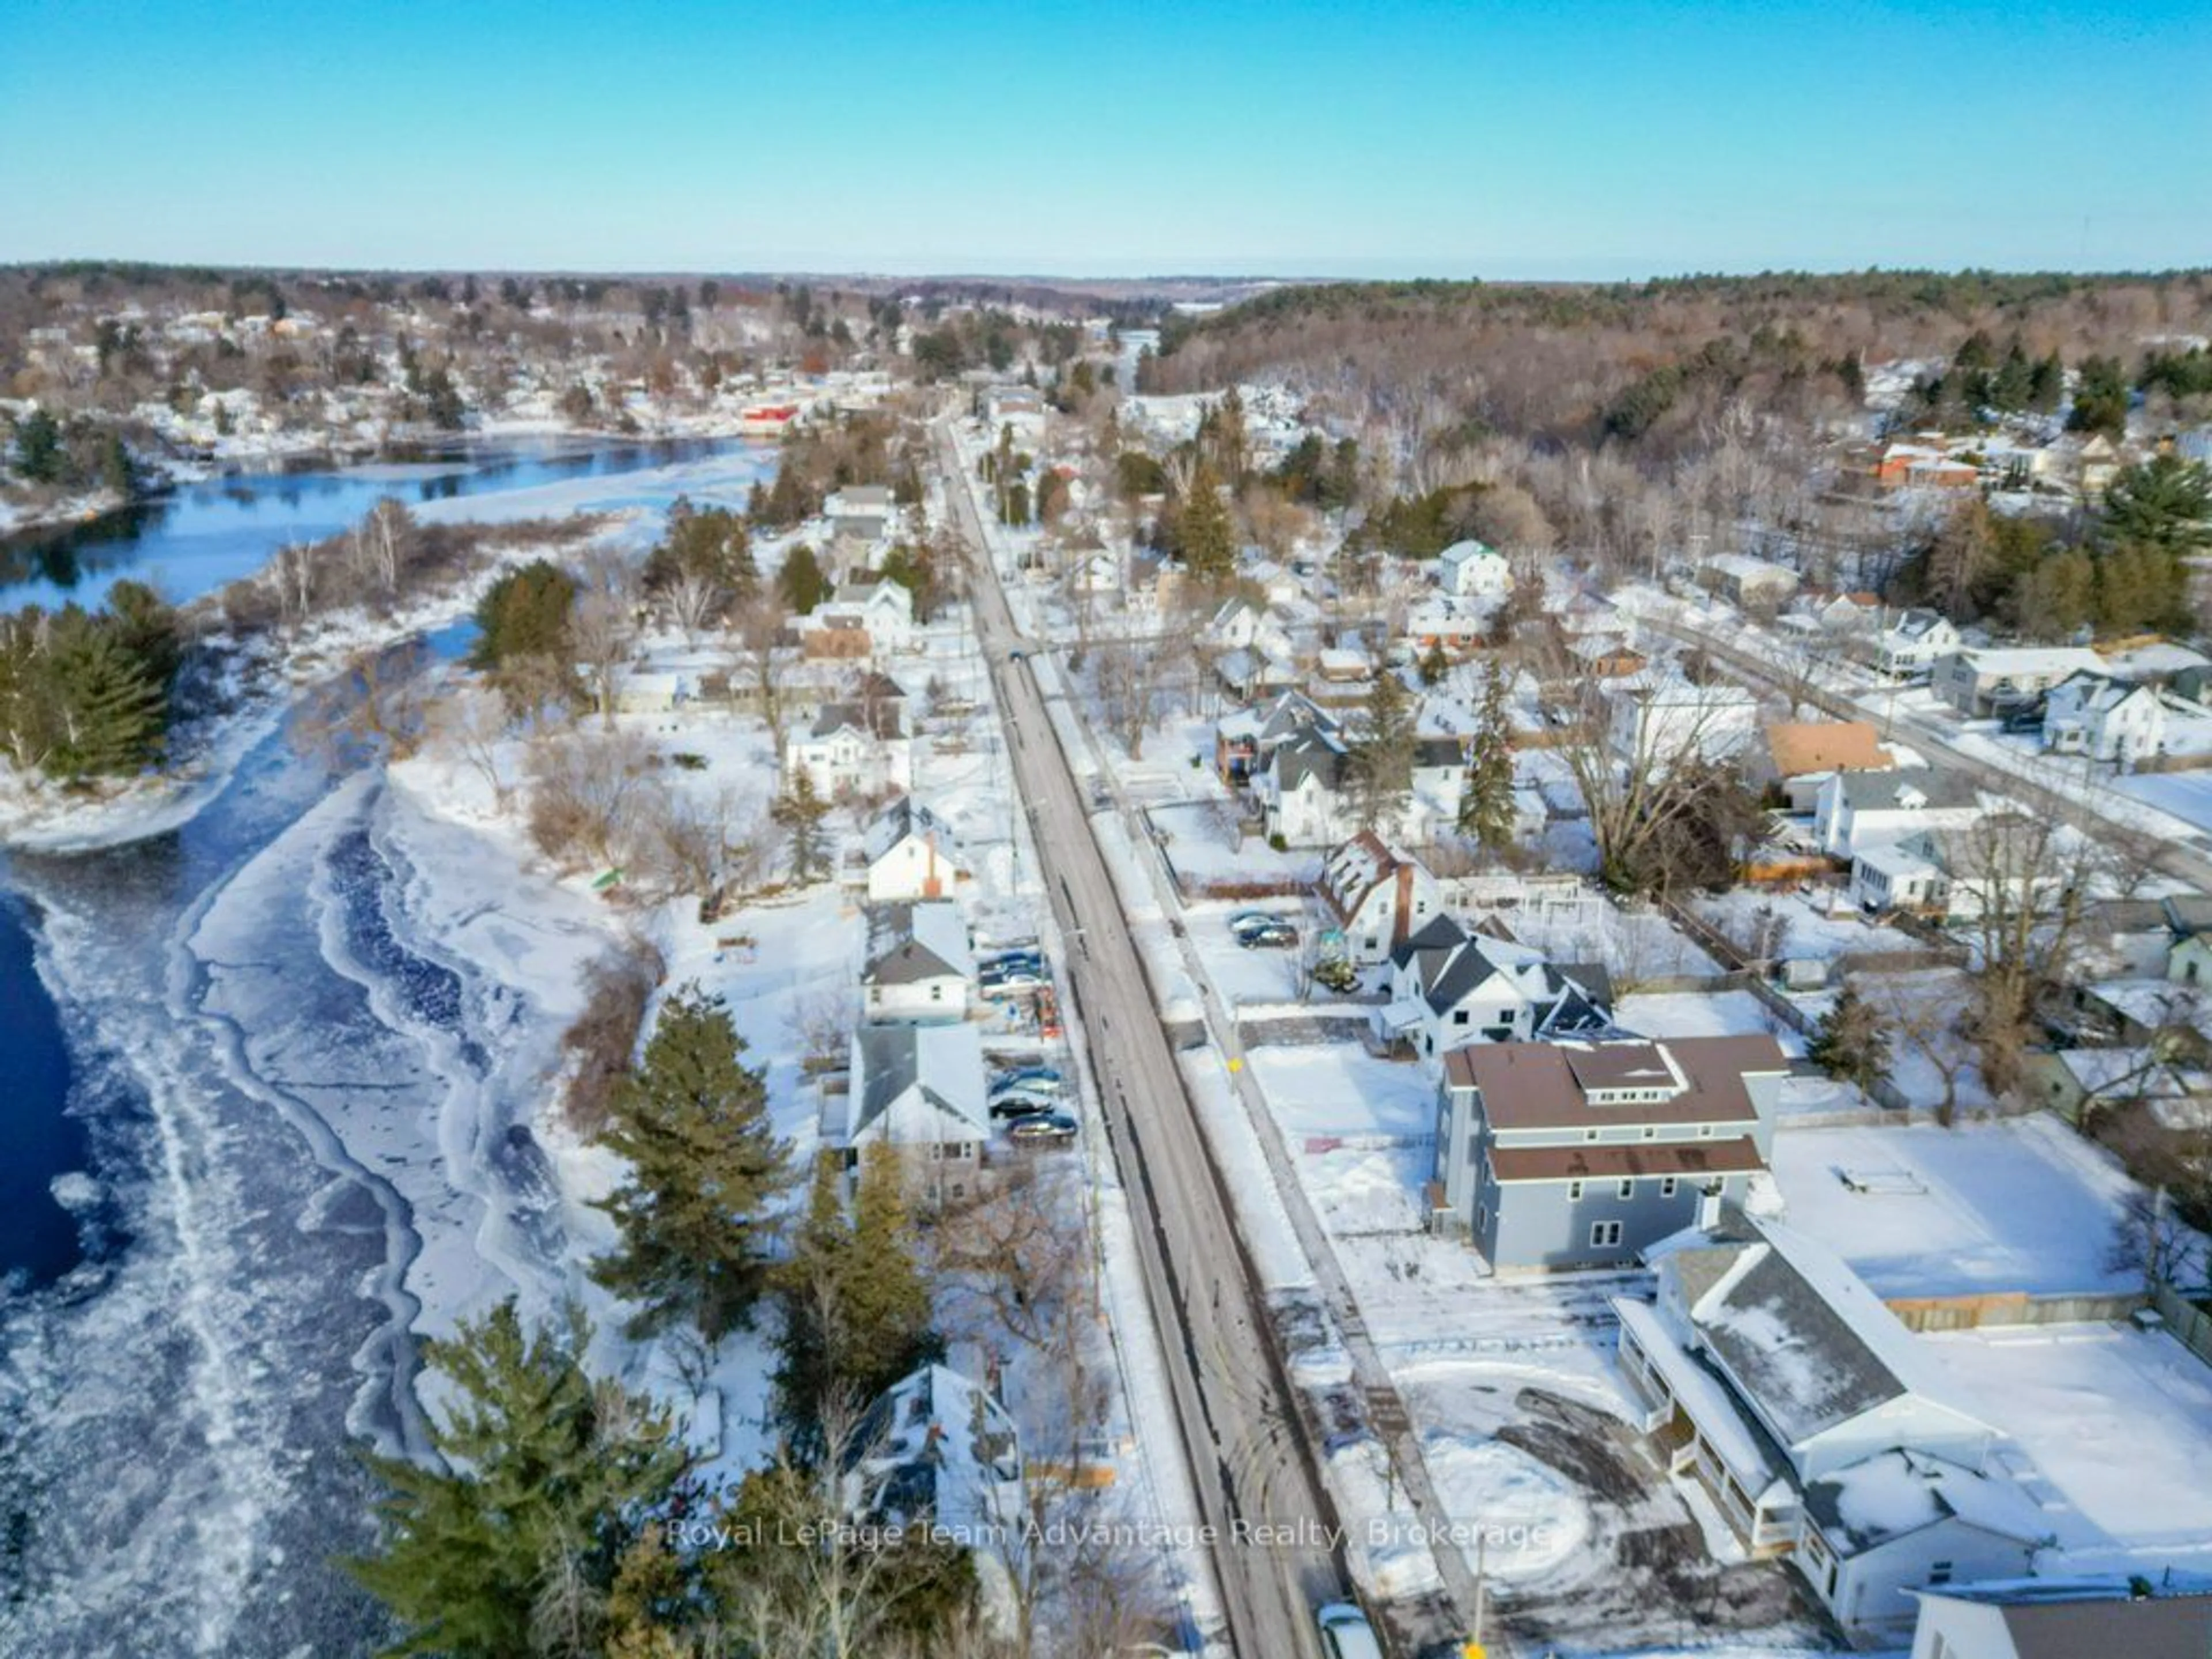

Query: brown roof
left=1446, top=1036, right=1790, bottom=1131
left=1764, top=721, right=1894, bottom=779
left=1488, top=1137, right=1766, bottom=1183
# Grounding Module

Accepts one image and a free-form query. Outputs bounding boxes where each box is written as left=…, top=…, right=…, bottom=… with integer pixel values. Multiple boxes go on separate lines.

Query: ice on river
left=0, top=767, right=628, bottom=1656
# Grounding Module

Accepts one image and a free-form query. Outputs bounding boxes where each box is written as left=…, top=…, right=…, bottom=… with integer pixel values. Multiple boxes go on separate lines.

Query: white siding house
left=1436, top=539, right=1512, bottom=597
left=1613, top=1217, right=2045, bottom=1642
left=2041, top=673, right=2168, bottom=766
left=863, top=796, right=966, bottom=902
left=861, top=901, right=974, bottom=1024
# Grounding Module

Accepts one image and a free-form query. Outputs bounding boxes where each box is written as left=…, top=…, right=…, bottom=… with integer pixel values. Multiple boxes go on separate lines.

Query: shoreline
left=0, top=407, right=792, bottom=543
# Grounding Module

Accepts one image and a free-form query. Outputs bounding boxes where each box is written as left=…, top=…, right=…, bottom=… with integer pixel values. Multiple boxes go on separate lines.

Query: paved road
left=937, top=423, right=1344, bottom=1659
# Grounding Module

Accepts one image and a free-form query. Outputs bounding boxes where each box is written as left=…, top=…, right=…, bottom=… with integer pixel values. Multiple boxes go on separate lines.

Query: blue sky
left=2, top=0, right=2206, bottom=278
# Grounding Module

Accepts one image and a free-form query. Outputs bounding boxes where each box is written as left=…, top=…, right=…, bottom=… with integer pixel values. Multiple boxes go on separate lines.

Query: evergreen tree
left=1807, top=984, right=1892, bottom=1094
left=2067, top=355, right=2130, bottom=440
left=878, top=541, right=941, bottom=621
left=772, top=770, right=832, bottom=882
left=12, top=408, right=63, bottom=483
left=1416, top=642, right=1448, bottom=687
left=1346, top=668, right=1416, bottom=834
left=773, top=1149, right=937, bottom=1459
left=347, top=1300, right=686, bottom=1659
left=1459, top=661, right=1518, bottom=853
left=1175, top=459, right=1236, bottom=581
left=644, top=495, right=756, bottom=603
left=49, top=616, right=166, bottom=778
left=471, top=559, right=576, bottom=671
left=778, top=542, right=828, bottom=614
left=591, top=985, right=794, bottom=1342
left=2100, top=456, right=2212, bottom=560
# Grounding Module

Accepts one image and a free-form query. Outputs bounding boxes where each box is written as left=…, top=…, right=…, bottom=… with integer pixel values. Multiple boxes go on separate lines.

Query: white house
left=1813, top=767, right=1983, bottom=859
left=806, top=579, right=918, bottom=656
left=861, top=901, right=974, bottom=1024
left=1380, top=913, right=1612, bottom=1066
left=1319, top=832, right=1445, bottom=966
left=2042, top=673, right=2168, bottom=766
left=786, top=695, right=912, bottom=800
left=1252, top=725, right=1357, bottom=847
left=1605, top=676, right=1761, bottom=768
left=1613, top=1217, right=2046, bottom=1642
left=863, top=796, right=966, bottom=902
left=830, top=1023, right=991, bottom=1199
left=1873, top=609, right=1962, bottom=678
left=1851, top=816, right=2067, bottom=921
left=1435, top=539, right=1512, bottom=598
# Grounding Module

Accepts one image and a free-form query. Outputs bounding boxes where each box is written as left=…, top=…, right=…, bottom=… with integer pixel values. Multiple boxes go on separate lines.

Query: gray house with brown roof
left=1430, top=1036, right=1789, bottom=1267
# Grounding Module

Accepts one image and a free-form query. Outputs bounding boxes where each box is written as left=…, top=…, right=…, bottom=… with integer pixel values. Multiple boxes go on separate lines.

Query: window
left=1642, top=1126, right=1657, bottom=1139
left=1589, top=1220, right=1622, bottom=1248
left=1585, top=1128, right=1600, bottom=1142
left=929, top=983, right=943, bottom=1001
left=1617, top=1179, right=1635, bottom=1199
left=1661, top=1177, right=1677, bottom=1198
left=1929, top=1560, right=1954, bottom=1586
left=1453, top=1009, right=1471, bottom=1026
left=1567, top=1181, right=1584, bottom=1201
left=1699, top=1124, right=1714, bottom=1138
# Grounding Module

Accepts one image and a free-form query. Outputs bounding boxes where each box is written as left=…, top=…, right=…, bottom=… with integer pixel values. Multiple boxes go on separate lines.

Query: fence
left=2152, top=1282, right=2212, bottom=1370
left=1887, top=1289, right=2148, bottom=1332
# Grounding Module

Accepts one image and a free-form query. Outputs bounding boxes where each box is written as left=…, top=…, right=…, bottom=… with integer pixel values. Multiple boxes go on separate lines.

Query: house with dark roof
left=1907, top=1577, right=2212, bottom=1659
left=1430, top=1035, right=1785, bottom=1266
left=1813, top=766, right=1983, bottom=859
left=1612, top=1216, right=2045, bottom=1640
left=1383, top=914, right=1613, bottom=1067
left=1874, top=608, right=1961, bottom=678
left=1252, top=722, right=1357, bottom=847
left=827, top=1024, right=990, bottom=1200
left=785, top=681, right=912, bottom=800
left=862, top=901, right=974, bottom=1024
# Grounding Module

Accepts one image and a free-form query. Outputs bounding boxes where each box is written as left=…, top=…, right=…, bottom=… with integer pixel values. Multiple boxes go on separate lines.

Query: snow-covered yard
left=1613, top=989, right=1805, bottom=1055
left=1769, top=1114, right=2149, bottom=1298
left=1689, top=887, right=1926, bottom=964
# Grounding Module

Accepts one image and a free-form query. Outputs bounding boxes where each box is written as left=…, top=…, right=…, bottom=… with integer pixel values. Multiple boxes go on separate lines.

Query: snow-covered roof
left=844, top=1023, right=990, bottom=1144
left=1661, top=1217, right=1991, bottom=1454
left=862, top=900, right=974, bottom=984
left=863, top=794, right=961, bottom=866
left=1950, top=645, right=2110, bottom=680
left=1803, top=1447, right=2049, bottom=1558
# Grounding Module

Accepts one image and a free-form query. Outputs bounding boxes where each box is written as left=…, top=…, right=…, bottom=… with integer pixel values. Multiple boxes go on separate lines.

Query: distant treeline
left=1143, top=269, right=2212, bottom=455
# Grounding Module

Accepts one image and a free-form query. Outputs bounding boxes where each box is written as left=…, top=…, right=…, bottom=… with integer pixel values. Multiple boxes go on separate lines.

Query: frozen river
left=0, top=437, right=774, bottom=1655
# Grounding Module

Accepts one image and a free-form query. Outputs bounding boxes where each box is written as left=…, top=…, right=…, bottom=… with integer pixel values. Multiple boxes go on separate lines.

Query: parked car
left=988, top=1085, right=1062, bottom=1119
left=981, top=965, right=1047, bottom=991
left=1314, top=1601, right=1384, bottom=1659
left=1236, top=922, right=1298, bottom=949
left=980, top=949, right=1044, bottom=974
left=1226, top=908, right=1284, bottom=930
left=991, top=1065, right=1062, bottom=1090
left=1006, top=1111, right=1078, bottom=1144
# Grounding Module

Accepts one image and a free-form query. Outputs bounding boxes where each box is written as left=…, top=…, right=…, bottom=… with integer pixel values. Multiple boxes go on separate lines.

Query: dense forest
left=1142, top=270, right=2212, bottom=455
